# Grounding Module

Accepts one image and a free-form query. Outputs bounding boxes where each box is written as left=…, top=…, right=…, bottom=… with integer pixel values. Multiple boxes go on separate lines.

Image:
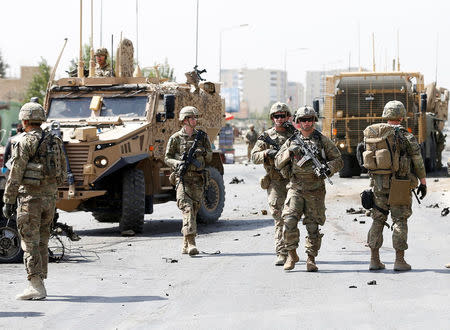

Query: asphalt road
left=1, top=144, right=449, bottom=330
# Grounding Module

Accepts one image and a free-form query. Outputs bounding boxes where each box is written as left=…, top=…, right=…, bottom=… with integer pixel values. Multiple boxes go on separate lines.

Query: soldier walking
left=363, top=101, right=427, bottom=271
left=165, top=106, right=212, bottom=256
left=244, top=124, right=258, bottom=162
left=251, top=102, right=292, bottom=266
left=2, top=100, right=67, bottom=300
left=275, top=106, right=343, bottom=271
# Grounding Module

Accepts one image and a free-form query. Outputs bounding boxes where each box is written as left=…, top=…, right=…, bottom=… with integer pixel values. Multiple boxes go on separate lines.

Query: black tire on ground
left=0, top=218, right=24, bottom=263
left=197, top=167, right=225, bottom=224
left=119, top=168, right=145, bottom=233
left=339, top=154, right=354, bottom=178
left=92, top=211, right=120, bottom=223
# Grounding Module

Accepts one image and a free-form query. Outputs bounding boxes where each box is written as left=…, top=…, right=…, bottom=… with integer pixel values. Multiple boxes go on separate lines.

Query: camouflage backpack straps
left=362, top=123, right=399, bottom=174
left=46, top=133, right=66, bottom=185
left=21, top=132, right=46, bottom=186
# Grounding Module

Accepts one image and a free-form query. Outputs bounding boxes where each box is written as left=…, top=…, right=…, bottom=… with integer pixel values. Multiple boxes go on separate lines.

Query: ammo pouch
left=260, top=174, right=271, bottom=190
left=388, top=178, right=411, bottom=206
left=22, top=162, right=43, bottom=186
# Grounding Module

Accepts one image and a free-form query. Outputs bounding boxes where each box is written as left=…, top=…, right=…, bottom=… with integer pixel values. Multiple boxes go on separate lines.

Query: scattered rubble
left=162, top=257, right=178, bottom=263
left=367, top=280, right=377, bottom=285
left=261, top=210, right=268, bottom=215
left=426, top=203, right=440, bottom=208
left=441, top=207, right=449, bottom=217
left=253, top=233, right=261, bottom=237
left=346, top=207, right=366, bottom=214
left=121, top=230, right=135, bottom=237
left=359, top=220, right=366, bottom=224
left=349, top=285, right=357, bottom=288
left=230, top=177, right=245, bottom=184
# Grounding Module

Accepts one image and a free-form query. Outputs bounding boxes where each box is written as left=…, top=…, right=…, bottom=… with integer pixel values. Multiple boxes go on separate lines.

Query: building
left=287, top=81, right=305, bottom=110
left=221, top=68, right=287, bottom=118
left=0, top=66, right=39, bottom=102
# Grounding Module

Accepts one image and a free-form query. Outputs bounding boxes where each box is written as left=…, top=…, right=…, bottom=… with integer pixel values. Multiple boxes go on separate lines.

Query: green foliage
left=142, top=58, right=175, bottom=81
left=23, top=58, right=50, bottom=104
left=67, top=44, right=93, bottom=74
left=0, top=49, right=9, bottom=78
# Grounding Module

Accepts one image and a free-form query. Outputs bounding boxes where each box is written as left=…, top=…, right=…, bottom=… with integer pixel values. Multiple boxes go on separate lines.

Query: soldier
left=165, top=106, right=212, bottom=256
left=94, top=48, right=112, bottom=77
left=275, top=106, right=343, bottom=271
left=251, top=102, right=292, bottom=266
left=244, top=124, right=258, bottom=162
left=2, top=100, right=67, bottom=300
left=363, top=100, right=426, bottom=271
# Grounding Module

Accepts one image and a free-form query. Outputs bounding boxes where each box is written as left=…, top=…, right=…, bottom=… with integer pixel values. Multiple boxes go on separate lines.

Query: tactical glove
left=318, top=168, right=332, bottom=179
left=194, top=148, right=205, bottom=157
left=2, top=203, right=15, bottom=219
left=416, top=184, right=427, bottom=199
left=266, top=149, right=278, bottom=159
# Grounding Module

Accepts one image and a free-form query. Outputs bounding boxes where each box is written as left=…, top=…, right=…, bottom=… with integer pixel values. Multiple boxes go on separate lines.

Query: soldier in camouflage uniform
left=365, top=100, right=427, bottom=271
left=251, top=102, right=292, bottom=266
left=165, top=106, right=212, bottom=256
left=94, top=48, right=112, bottom=77
left=2, top=100, right=67, bottom=300
left=245, top=124, right=258, bottom=162
left=275, top=106, right=343, bottom=271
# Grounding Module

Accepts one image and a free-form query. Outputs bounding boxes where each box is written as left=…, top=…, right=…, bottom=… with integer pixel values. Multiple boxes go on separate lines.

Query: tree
left=67, top=44, right=92, bottom=76
left=23, top=58, right=50, bottom=104
left=142, top=58, right=175, bottom=81
left=0, top=50, right=9, bottom=78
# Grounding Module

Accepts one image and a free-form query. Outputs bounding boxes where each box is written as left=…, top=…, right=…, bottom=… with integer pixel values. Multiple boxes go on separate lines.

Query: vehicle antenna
left=111, top=34, right=114, bottom=77
left=372, top=32, right=376, bottom=72
left=44, top=38, right=68, bottom=110
left=435, top=32, right=439, bottom=83
left=78, top=0, right=85, bottom=78
left=397, top=29, right=400, bottom=71
left=89, top=0, right=95, bottom=77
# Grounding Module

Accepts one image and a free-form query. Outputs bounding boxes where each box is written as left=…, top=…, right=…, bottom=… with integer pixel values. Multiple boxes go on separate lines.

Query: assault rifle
left=283, top=122, right=333, bottom=185
left=176, top=130, right=206, bottom=190
left=257, top=133, right=280, bottom=151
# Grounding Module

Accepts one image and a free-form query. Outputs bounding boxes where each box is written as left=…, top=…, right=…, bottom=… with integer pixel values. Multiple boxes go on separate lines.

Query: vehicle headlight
left=94, top=156, right=109, bottom=168
left=339, top=143, right=345, bottom=149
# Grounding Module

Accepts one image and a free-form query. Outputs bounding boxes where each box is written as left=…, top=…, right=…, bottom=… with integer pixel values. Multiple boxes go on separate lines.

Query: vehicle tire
left=92, top=211, right=120, bottom=223
left=0, top=218, right=24, bottom=263
left=339, top=154, right=354, bottom=178
left=119, top=168, right=145, bottom=233
left=197, top=167, right=225, bottom=224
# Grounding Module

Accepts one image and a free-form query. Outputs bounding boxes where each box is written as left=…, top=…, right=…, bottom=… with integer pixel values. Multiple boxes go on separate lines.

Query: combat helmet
left=18, top=99, right=46, bottom=123
left=95, top=48, right=109, bottom=57
left=382, top=100, right=406, bottom=120
left=179, top=106, right=199, bottom=121
left=295, top=105, right=318, bottom=122
left=248, top=124, right=255, bottom=129
left=270, top=102, right=291, bottom=117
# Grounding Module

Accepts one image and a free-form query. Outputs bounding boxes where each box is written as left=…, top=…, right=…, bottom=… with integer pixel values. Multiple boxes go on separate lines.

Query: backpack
left=34, top=131, right=66, bottom=186
left=362, top=123, right=399, bottom=174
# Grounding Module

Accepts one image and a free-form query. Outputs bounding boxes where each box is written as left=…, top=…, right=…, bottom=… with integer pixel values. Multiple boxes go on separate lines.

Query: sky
left=1, top=0, right=450, bottom=89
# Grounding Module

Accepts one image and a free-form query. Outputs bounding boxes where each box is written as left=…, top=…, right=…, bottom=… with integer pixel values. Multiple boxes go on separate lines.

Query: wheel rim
left=0, top=226, right=21, bottom=260
left=204, top=179, right=220, bottom=212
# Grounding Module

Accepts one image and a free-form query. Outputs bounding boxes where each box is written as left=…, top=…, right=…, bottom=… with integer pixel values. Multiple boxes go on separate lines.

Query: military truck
left=322, top=71, right=448, bottom=177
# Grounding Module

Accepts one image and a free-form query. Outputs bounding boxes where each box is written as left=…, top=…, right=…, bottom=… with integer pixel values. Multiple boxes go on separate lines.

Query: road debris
left=121, top=229, right=135, bottom=237
left=253, top=233, right=261, bottom=237
left=426, top=203, right=439, bottom=208
left=359, top=220, right=366, bottom=224
left=230, top=177, right=245, bottom=184
left=349, top=285, right=357, bottom=288
left=441, top=207, right=449, bottom=216
left=200, top=250, right=221, bottom=255
left=346, top=207, right=366, bottom=214
left=162, top=257, right=178, bottom=263
left=367, top=280, right=377, bottom=285
left=261, top=210, right=268, bottom=215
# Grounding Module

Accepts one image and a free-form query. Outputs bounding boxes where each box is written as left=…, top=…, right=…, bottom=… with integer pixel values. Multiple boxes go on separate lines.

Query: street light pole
left=219, top=24, right=248, bottom=82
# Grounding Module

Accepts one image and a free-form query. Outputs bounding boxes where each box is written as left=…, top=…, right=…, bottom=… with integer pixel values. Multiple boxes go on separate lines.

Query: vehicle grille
left=65, top=144, right=90, bottom=182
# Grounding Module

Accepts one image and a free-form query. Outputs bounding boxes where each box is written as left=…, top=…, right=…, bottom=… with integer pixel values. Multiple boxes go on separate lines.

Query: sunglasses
left=186, top=116, right=198, bottom=120
left=298, top=117, right=314, bottom=122
left=272, top=114, right=287, bottom=119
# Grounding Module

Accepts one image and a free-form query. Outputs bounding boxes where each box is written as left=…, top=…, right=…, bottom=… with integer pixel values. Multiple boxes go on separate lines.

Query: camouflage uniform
left=94, top=48, right=112, bottom=77
left=365, top=100, right=426, bottom=271
left=245, top=127, right=258, bottom=161
left=251, top=127, right=291, bottom=259
left=275, top=130, right=342, bottom=264
left=3, top=101, right=67, bottom=300
left=165, top=128, right=212, bottom=238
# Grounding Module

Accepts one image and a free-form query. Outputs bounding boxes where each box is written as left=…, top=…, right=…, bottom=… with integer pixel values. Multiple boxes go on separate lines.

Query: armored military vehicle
left=322, top=71, right=448, bottom=177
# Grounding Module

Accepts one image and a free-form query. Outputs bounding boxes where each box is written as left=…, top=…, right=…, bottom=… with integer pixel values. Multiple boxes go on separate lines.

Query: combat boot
left=16, top=276, right=46, bottom=300
left=283, top=250, right=299, bottom=270
left=275, top=254, right=287, bottom=266
left=306, top=255, right=318, bottom=272
left=186, top=235, right=199, bottom=256
left=394, top=250, right=411, bottom=271
left=369, top=248, right=385, bottom=270
left=181, top=236, right=189, bottom=254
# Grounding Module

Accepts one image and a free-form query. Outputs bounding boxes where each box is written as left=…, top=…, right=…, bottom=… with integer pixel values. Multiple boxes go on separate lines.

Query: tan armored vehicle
left=37, top=60, right=226, bottom=234
left=322, top=71, right=448, bottom=177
